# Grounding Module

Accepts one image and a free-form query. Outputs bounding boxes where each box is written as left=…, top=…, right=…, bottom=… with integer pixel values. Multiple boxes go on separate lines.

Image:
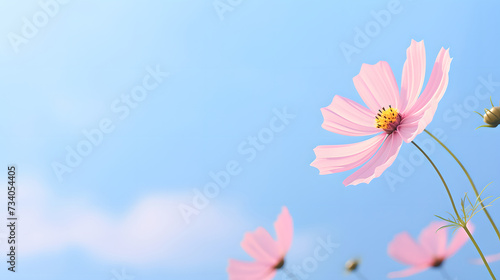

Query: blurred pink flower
left=388, top=221, right=474, bottom=278
left=227, top=207, right=293, bottom=280
left=311, top=40, right=452, bottom=186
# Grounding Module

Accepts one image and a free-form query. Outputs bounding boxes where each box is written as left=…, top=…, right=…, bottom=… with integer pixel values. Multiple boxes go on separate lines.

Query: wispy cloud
left=18, top=181, right=249, bottom=268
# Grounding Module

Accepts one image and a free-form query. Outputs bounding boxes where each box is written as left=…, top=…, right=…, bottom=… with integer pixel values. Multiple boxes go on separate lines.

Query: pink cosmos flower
left=311, top=40, right=452, bottom=186
left=388, top=221, right=474, bottom=278
left=227, top=207, right=293, bottom=280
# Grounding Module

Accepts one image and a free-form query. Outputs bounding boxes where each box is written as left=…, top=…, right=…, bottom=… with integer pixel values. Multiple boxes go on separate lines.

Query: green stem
left=439, top=268, right=452, bottom=280
left=464, top=226, right=496, bottom=280
left=411, top=141, right=460, bottom=218
left=413, top=140, right=496, bottom=279
left=424, top=129, right=500, bottom=242
left=355, top=271, right=368, bottom=280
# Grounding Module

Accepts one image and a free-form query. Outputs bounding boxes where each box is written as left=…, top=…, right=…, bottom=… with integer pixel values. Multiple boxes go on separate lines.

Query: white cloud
left=15, top=181, right=249, bottom=268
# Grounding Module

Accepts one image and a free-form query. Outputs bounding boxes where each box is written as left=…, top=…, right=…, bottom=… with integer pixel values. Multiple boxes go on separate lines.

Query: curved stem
left=413, top=140, right=496, bottom=279
left=464, top=226, right=497, bottom=280
left=424, top=129, right=500, bottom=242
left=411, top=141, right=460, bottom=218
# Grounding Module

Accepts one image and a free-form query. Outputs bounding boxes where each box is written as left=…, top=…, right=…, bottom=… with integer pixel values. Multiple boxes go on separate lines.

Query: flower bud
left=476, top=98, right=500, bottom=129
left=345, top=258, right=359, bottom=273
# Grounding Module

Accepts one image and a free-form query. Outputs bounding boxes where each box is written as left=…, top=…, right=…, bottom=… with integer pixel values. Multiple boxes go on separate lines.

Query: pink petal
left=408, top=47, right=451, bottom=115
left=343, top=132, right=403, bottom=186
left=388, top=265, right=430, bottom=278
left=311, top=134, right=385, bottom=175
left=353, top=61, right=401, bottom=114
left=402, top=48, right=452, bottom=140
left=227, top=260, right=269, bottom=274
left=400, top=40, right=426, bottom=113
left=321, top=95, right=380, bottom=136
left=227, top=260, right=276, bottom=280
left=418, top=221, right=448, bottom=258
left=446, top=222, right=474, bottom=258
left=388, top=232, right=433, bottom=266
left=261, top=270, right=277, bottom=280
left=274, top=206, right=293, bottom=256
left=241, top=227, right=281, bottom=265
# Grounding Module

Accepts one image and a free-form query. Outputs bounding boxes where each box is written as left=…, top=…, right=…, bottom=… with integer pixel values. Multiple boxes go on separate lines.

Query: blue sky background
left=1, top=0, right=500, bottom=279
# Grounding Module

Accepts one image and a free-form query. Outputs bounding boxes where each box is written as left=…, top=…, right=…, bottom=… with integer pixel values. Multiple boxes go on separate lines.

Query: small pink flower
left=388, top=221, right=474, bottom=278
left=227, top=207, right=293, bottom=280
left=311, top=40, right=452, bottom=186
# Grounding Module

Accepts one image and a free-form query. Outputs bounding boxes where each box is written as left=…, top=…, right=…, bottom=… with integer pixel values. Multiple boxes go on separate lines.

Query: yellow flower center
left=375, top=106, right=399, bottom=130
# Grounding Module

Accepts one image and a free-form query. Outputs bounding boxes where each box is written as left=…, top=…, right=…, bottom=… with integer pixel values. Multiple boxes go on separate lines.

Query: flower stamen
left=375, top=105, right=401, bottom=133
